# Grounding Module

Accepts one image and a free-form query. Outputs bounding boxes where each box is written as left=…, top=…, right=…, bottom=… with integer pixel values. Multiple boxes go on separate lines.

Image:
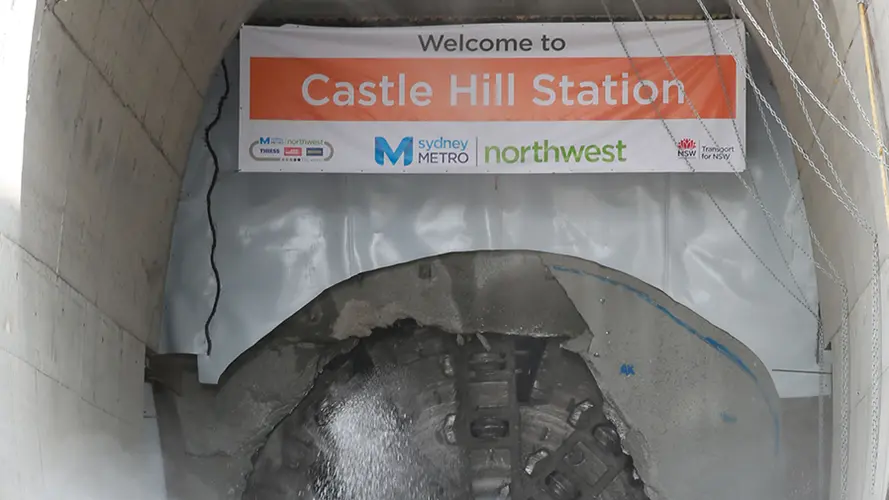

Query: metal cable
left=610, top=3, right=858, bottom=495
left=757, top=0, right=834, bottom=341
left=810, top=0, right=877, bottom=134
left=757, top=0, right=844, bottom=288
left=732, top=0, right=886, bottom=162
left=699, top=10, right=862, bottom=283
left=810, top=0, right=889, bottom=489
left=697, top=8, right=876, bottom=409
left=746, top=44, right=838, bottom=358
left=738, top=2, right=879, bottom=494
left=702, top=18, right=814, bottom=303
left=609, top=3, right=869, bottom=493
left=760, top=0, right=873, bottom=235
left=612, top=4, right=820, bottom=319
left=754, top=6, right=841, bottom=497
left=699, top=3, right=874, bottom=232
left=671, top=0, right=863, bottom=355
left=590, top=32, right=852, bottom=497
left=839, top=289, right=852, bottom=500
left=702, top=3, right=877, bottom=497
left=202, top=59, right=231, bottom=356
left=869, top=236, right=882, bottom=494
left=731, top=10, right=846, bottom=375
left=654, top=27, right=862, bottom=496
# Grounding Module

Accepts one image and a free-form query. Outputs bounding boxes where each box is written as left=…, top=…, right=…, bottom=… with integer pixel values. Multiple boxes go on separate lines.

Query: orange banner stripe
left=249, top=56, right=737, bottom=122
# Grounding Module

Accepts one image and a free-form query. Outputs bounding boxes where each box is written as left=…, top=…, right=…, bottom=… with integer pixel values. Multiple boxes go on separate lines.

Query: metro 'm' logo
left=375, top=137, right=413, bottom=166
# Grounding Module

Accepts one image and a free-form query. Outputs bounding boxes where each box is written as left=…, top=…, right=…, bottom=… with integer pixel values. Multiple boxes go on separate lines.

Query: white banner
left=239, top=21, right=746, bottom=173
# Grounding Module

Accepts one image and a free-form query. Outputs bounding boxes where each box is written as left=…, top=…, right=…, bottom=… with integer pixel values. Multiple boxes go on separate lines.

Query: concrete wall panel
left=0, top=0, right=207, bottom=496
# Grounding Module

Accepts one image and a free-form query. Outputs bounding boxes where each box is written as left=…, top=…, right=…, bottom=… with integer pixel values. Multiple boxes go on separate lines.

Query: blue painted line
left=551, top=264, right=781, bottom=453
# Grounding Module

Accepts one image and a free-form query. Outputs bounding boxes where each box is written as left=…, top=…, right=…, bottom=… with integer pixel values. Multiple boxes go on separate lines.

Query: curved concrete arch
left=1, top=0, right=888, bottom=499
left=159, top=250, right=784, bottom=500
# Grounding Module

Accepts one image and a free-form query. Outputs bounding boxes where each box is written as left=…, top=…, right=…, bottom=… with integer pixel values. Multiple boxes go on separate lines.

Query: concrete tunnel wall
left=1, top=0, right=889, bottom=499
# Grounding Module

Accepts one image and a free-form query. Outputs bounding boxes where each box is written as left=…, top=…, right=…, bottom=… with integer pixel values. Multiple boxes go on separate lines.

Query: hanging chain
left=733, top=0, right=886, bottom=161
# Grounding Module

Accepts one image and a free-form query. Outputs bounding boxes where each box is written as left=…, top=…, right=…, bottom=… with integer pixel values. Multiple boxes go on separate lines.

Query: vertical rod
left=859, top=2, right=888, bottom=221
left=858, top=2, right=885, bottom=496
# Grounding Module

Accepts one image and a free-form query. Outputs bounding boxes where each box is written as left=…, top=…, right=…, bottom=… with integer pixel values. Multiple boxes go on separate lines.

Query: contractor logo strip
left=249, top=138, right=334, bottom=162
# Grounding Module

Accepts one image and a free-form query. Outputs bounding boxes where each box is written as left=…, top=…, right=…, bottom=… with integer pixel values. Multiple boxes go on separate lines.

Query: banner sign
left=239, top=21, right=747, bottom=173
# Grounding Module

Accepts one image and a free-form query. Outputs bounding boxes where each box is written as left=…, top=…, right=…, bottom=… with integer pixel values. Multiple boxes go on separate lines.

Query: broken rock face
left=243, top=327, right=648, bottom=499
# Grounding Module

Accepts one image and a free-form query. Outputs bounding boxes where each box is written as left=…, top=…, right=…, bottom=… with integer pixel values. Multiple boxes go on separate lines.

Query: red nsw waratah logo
left=677, top=138, right=697, bottom=158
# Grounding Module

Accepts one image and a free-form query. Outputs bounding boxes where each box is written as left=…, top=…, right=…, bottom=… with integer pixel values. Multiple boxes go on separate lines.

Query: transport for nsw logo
left=677, top=138, right=697, bottom=159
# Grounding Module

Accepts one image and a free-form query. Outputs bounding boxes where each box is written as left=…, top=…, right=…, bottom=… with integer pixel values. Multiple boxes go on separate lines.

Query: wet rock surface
left=244, top=327, right=648, bottom=499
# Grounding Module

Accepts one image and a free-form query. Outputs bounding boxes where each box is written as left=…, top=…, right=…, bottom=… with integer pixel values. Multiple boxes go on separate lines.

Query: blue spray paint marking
left=720, top=411, right=738, bottom=424
left=551, top=264, right=781, bottom=453
left=620, top=363, right=636, bottom=376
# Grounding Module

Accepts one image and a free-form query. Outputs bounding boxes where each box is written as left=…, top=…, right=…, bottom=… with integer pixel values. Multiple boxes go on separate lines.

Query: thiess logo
left=484, top=140, right=627, bottom=164
left=250, top=138, right=334, bottom=162
left=375, top=136, right=472, bottom=166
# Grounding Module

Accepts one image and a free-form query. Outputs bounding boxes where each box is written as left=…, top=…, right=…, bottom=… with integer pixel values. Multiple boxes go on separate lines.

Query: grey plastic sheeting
left=161, top=35, right=819, bottom=397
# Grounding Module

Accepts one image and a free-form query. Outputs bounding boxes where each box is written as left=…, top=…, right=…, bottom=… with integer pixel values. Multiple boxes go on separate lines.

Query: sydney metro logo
left=677, top=138, right=697, bottom=159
